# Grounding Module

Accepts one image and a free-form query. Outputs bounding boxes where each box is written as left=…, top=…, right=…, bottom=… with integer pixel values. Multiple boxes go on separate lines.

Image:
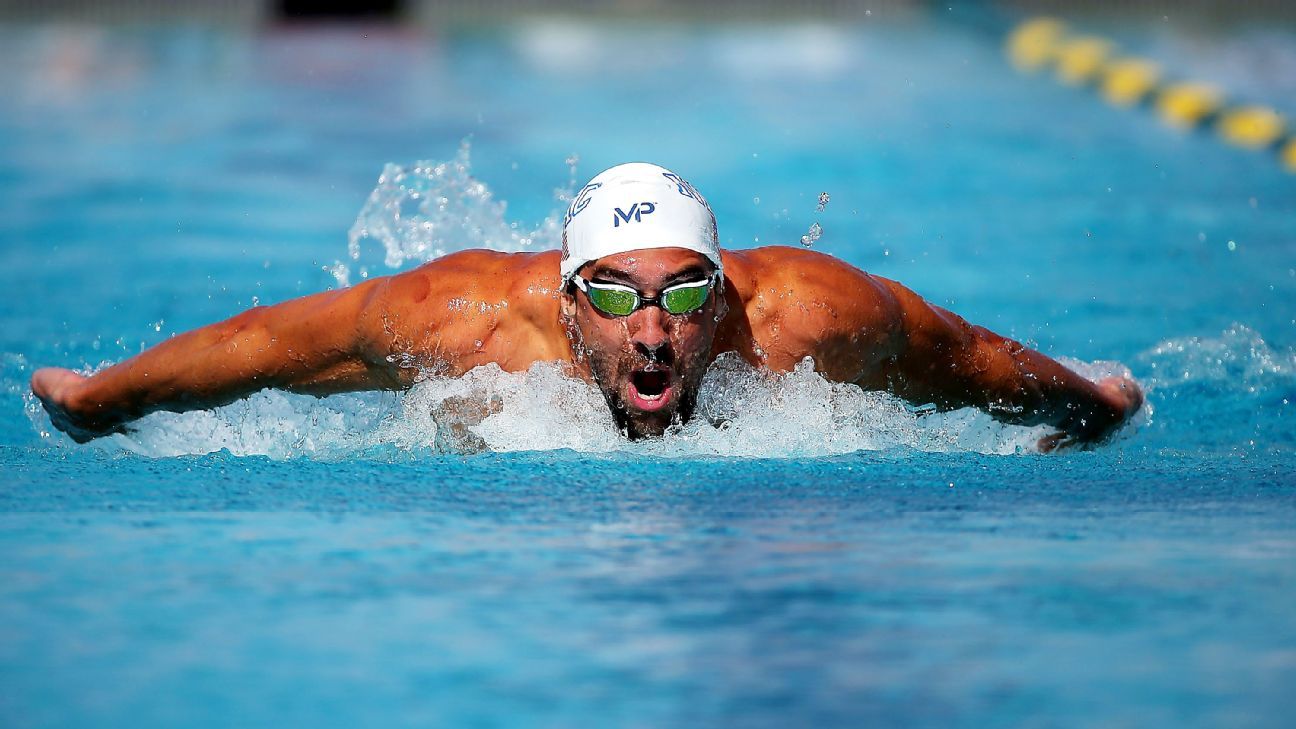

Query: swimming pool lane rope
left=1006, top=17, right=1296, bottom=174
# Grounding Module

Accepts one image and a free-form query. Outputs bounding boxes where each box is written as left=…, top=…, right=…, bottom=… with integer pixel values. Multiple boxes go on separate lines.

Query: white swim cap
left=560, top=162, right=721, bottom=284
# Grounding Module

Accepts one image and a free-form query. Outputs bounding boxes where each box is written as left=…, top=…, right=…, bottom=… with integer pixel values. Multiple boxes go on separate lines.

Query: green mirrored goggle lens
left=660, top=283, right=710, bottom=314
left=579, top=276, right=715, bottom=317
left=587, top=286, right=639, bottom=316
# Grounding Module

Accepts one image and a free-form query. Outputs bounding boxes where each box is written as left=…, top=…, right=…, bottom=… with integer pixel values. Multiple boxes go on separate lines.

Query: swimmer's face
left=562, top=248, right=726, bottom=439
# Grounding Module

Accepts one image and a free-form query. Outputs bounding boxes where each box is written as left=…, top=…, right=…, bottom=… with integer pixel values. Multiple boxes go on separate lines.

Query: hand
left=30, top=368, right=127, bottom=443
left=1096, top=375, right=1144, bottom=421
left=1037, top=375, right=1143, bottom=453
left=432, top=394, right=504, bottom=454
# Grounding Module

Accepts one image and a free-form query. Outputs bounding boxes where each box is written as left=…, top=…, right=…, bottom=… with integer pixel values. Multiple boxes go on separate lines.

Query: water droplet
left=800, top=222, right=822, bottom=247
left=1227, top=240, right=1237, bottom=251
left=816, top=192, right=830, bottom=212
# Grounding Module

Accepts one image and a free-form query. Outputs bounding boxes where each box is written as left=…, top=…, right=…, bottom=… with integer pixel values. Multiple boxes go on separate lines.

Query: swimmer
left=31, top=162, right=1142, bottom=450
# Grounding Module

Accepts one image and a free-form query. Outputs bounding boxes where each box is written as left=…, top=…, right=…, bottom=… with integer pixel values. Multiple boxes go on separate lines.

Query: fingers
left=1037, top=431, right=1076, bottom=453
left=1122, top=377, right=1145, bottom=414
left=30, top=368, right=84, bottom=404
left=29, top=368, right=59, bottom=401
left=1098, top=375, right=1144, bottom=416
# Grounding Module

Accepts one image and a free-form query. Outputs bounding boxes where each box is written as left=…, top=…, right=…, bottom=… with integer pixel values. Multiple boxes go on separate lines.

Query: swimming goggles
left=572, top=272, right=719, bottom=317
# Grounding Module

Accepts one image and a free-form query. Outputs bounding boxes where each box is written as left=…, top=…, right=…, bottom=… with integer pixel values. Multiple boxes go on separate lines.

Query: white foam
left=64, top=322, right=1296, bottom=460
left=43, top=351, right=1147, bottom=459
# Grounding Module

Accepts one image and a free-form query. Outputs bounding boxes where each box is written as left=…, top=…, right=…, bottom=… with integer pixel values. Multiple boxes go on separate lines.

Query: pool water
left=2, top=17, right=1295, bottom=728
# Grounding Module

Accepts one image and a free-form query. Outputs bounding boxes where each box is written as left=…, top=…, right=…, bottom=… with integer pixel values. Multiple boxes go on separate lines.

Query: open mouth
left=628, top=369, right=673, bottom=411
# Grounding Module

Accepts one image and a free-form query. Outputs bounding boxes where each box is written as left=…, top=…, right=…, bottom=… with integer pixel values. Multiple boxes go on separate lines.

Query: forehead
left=582, top=247, right=713, bottom=282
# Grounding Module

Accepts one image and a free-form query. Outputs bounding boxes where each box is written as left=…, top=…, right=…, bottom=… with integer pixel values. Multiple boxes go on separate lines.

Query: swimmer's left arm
left=860, top=277, right=1143, bottom=449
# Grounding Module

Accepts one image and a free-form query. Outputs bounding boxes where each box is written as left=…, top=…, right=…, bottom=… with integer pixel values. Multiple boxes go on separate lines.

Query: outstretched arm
left=728, top=247, right=1141, bottom=449
left=872, top=277, right=1142, bottom=449
left=31, top=272, right=419, bottom=443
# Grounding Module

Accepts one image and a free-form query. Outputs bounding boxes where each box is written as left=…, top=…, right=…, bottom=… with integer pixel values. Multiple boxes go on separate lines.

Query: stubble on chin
left=582, top=338, right=713, bottom=440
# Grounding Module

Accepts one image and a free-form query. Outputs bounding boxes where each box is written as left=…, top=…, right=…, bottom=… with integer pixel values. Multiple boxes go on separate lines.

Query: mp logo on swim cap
left=612, top=202, right=656, bottom=227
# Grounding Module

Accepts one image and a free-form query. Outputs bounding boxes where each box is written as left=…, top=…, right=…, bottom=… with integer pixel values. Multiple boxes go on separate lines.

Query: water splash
left=29, top=324, right=1295, bottom=460
left=1132, top=324, right=1295, bottom=450
left=26, top=351, right=1148, bottom=459
left=1, top=353, right=47, bottom=444
left=333, top=142, right=565, bottom=287
left=397, top=362, right=620, bottom=454
left=1139, top=324, right=1295, bottom=390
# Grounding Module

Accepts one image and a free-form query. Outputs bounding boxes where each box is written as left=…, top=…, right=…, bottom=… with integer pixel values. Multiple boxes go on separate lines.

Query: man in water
left=31, top=162, right=1142, bottom=450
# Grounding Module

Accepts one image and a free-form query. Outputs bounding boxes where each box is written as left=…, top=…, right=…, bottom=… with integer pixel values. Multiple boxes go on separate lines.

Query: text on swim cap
left=661, top=172, right=714, bottom=215
left=564, top=182, right=602, bottom=227
left=612, top=202, right=656, bottom=227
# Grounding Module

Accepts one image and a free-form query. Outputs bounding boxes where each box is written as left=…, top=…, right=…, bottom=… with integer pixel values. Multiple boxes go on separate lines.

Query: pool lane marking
left=1006, top=17, right=1294, bottom=173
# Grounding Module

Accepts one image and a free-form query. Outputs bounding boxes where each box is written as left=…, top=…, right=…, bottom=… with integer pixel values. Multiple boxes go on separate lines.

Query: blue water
left=2, top=17, right=1295, bottom=728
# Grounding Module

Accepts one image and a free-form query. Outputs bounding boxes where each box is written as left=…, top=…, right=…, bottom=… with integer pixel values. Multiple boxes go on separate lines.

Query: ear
left=560, top=289, right=578, bottom=318
left=713, top=276, right=730, bottom=320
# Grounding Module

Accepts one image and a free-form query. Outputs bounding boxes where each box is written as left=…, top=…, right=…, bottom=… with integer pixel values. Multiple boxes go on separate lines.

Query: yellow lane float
left=1217, top=106, right=1286, bottom=149
left=1006, top=17, right=1067, bottom=71
left=1101, top=58, right=1161, bottom=107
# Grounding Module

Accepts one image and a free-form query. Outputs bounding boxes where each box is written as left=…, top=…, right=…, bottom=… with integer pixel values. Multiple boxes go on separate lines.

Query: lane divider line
left=1007, top=17, right=1294, bottom=173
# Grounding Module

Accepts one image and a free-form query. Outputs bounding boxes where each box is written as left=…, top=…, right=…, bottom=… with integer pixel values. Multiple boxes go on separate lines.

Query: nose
left=629, top=306, right=670, bottom=359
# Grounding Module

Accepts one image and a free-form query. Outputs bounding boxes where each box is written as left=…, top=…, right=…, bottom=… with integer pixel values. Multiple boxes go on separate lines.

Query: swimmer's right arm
left=30, top=269, right=439, bottom=443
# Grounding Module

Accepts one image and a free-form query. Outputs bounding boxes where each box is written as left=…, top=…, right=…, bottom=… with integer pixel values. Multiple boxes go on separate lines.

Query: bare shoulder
left=366, top=249, right=559, bottom=315
left=357, top=249, right=564, bottom=372
left=719, top=246, right=904, bottom=380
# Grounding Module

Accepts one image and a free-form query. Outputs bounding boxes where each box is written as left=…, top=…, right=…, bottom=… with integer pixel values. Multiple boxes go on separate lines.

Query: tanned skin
left=31, top=246, right=1142, bottom=449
